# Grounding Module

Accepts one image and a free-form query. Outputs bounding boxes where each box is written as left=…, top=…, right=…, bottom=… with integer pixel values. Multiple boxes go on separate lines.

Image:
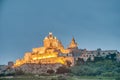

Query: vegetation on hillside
left=71, top=56, right=120, bottom=77
left=0, top=53, right=120, bottom=80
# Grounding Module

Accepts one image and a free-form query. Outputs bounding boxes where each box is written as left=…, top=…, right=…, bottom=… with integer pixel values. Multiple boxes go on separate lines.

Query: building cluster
left=14, top=32, right=76, bottom=67
left=0, top=62, right=14, bottom=75
left=14, top=32, right=119, bottom=68
left=0, top=32, right=120, bottom=74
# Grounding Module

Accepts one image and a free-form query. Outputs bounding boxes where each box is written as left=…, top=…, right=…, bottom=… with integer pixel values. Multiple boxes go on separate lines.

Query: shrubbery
left=47, top=69, right=55, bottom=74
left=71, top=59, right=120, bottom=76
left=56, top=66, right=71, bottom=74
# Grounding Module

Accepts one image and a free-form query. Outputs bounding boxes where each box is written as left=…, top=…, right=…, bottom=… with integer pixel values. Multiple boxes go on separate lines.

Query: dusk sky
left=0, top=0, right=120, bottom=65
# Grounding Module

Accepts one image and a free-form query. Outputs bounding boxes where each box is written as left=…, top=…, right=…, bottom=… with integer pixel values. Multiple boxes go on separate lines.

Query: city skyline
left=0, top=0, right=120, bottom=65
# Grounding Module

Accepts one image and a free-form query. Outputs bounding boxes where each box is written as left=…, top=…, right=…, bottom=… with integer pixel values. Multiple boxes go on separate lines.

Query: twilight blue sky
left=0, top=0, right=120, bottom=65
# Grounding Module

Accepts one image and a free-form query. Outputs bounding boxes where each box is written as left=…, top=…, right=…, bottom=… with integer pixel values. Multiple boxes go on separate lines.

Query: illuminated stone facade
left=14, top=32, right=119, bottom=68
left=14, top=32, right=77, bottom=67
left=68, top=37, right=78, bottom=49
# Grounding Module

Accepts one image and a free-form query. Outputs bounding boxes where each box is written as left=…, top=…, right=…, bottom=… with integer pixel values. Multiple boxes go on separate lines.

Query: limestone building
left=14, top=32, right=77, bottom=67
left=14, top=32, right=120, bottom=67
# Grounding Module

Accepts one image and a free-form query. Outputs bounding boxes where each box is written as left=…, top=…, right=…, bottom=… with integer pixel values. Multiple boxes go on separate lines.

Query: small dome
left=49, top=32, right=52, bottom=35
left=44, top=37, right=48, bottom=39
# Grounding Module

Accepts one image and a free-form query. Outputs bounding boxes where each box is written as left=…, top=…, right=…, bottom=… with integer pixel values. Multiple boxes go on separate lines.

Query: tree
left=56, top=66, right=71, bottom=74
left=47, top=69, right=55, bottom=74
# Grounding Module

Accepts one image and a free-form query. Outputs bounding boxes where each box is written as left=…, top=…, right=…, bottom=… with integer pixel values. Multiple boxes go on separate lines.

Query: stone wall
left=15, top=63, right=63, bottom=74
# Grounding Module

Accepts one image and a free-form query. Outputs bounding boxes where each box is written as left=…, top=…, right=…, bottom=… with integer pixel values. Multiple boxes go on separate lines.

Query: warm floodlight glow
left=14, top=33, right=76, bottom=67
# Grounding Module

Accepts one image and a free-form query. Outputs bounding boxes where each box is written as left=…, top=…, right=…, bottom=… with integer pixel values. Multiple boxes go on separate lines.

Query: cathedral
left=14, top=32, right=78, bottom=67
left=14, top=32, right=119, bottom=68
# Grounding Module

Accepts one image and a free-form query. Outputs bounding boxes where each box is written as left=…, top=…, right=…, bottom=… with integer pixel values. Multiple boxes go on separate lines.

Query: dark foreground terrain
left=0, top=75, right=119, bottom=80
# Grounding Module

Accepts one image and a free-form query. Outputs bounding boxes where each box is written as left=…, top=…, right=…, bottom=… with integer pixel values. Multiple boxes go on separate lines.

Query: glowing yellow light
left=14, top=33, right=75, bottom=67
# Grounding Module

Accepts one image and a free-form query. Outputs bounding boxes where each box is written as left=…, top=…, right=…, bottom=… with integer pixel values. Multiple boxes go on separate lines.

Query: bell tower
left=68, top=37, right=78, bottom=49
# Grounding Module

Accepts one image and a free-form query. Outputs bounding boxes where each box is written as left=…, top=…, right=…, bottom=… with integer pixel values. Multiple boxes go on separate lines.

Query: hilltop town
left=0, top=32, right=120, bottom=75
left=14, top=32, right=120, bottom=67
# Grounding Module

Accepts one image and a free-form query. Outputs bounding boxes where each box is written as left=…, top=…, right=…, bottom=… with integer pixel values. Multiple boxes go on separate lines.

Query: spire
left=68, top=37, right=78, bottom=49
left=72, top=37, right=75, bottom=43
